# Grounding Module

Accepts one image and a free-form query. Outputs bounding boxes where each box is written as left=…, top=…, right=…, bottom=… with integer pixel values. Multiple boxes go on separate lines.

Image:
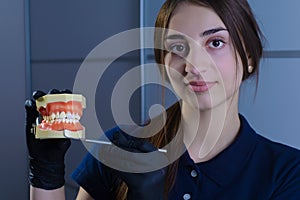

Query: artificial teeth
left=60, top=112, right=66, bottom=119
left=45, top=111, right=81, bottom=123
left=66, top=112, right=73, bottom=119
left=75, top=113, right=80, bottom=120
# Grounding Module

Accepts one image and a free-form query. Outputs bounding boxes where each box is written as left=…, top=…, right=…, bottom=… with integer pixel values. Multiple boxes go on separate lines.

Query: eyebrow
left=164, top=34, right=186, bottom=40
left=165, top=27, right=228, bottom=40
left=201, top=27, right=227, bottom=37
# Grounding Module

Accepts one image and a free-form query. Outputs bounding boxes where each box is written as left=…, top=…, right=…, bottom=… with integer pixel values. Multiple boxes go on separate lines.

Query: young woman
left=25, top=0, right=300, bottom=199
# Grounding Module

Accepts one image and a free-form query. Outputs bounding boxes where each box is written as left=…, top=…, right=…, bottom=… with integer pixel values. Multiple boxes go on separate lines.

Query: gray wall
left=29, top=1, right=140, bottom=199
left=240, top=0, right=300, bottom=149
left=0, top=0, right=28, bottom=198
left=0, top=0, right=140, bottom=199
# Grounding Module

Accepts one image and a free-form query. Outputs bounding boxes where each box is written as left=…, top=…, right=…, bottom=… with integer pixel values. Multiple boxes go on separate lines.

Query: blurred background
left=1, top=0, right=300, bottom=199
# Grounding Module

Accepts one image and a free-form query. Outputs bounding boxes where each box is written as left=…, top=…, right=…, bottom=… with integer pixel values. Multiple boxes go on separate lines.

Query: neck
left=181, top=93, right=240, bottom=163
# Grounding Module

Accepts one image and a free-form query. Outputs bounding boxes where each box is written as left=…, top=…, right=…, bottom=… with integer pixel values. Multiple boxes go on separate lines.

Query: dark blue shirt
left=72, top=115, right=300, bottom=199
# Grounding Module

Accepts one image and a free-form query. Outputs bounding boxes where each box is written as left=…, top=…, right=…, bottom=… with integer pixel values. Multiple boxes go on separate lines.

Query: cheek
left=217, top=60, right=244, bottom=94
left=213, top=51, right=241, bottom=83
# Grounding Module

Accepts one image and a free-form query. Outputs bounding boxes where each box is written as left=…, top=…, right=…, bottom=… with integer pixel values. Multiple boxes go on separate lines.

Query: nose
left=185, top=45, right=209, bottom=75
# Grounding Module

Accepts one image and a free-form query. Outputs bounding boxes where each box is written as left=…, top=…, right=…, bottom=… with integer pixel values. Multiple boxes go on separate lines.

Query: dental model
left=35, top=94, right=86, bottom=139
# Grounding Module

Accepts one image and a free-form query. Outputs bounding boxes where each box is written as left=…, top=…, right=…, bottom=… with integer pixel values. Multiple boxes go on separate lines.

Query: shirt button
left=183, top=193, right=191, bottom=200
left=190, top=169, right=197, bottom=178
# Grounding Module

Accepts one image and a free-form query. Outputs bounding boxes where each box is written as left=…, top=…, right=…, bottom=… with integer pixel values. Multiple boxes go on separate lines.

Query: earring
left=248, top=65, right=254, bottom=73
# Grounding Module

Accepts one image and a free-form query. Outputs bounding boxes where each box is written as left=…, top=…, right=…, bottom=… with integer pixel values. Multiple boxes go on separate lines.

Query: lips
left=188, top=81, right=215, bottom=92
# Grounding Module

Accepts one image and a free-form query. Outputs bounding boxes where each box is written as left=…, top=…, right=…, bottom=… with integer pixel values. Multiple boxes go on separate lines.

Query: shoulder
left=240, top=114, right=300, bottom=164
left=240, top=115, right=300, bottom=190
left=251, top=131, right=300, bottom=198
left=254, top=133, right=300, bottom=165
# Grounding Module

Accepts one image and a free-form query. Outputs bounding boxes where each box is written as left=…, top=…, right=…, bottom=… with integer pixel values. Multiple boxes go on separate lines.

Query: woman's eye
left=169, top=44, right=187, bottom=55
left=208, top=39, right=225, bottom=49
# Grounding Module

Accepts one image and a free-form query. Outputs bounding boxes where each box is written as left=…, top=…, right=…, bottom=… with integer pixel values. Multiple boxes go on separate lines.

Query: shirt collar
left=178, top=114, right=259, bottom=186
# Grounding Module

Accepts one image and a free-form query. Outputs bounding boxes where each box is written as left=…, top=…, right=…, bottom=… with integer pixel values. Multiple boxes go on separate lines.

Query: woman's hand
left=25, top=89, right=71, bottom=190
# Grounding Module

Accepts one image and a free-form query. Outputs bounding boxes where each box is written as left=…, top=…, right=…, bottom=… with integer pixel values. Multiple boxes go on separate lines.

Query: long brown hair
left=116, top=0, right=263, bottom=199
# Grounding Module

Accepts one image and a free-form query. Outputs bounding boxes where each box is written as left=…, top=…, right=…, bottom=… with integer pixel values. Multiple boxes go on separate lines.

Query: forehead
left=167, top=3, right=226, bottom=38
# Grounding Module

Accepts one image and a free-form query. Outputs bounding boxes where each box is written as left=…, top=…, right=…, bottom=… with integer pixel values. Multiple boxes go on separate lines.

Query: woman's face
left=164, top=3, right=244, bottom=111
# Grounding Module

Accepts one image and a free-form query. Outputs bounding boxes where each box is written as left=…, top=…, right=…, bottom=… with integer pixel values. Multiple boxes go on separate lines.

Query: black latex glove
left=25, top=89, right=72, bottom=190
left=99, top=130, right=168, bottom=200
